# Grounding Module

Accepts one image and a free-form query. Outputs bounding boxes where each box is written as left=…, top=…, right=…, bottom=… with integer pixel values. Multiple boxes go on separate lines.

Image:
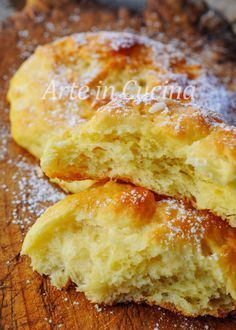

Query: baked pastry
left=22, top=181, right=236, bottom=317
left=41, top=96, right=236, bottom=226
left=8, top=31, right=235, bottom=193
left=7, top=31, right=191, bottom=193
left=7, top=31, right=205, bottom=159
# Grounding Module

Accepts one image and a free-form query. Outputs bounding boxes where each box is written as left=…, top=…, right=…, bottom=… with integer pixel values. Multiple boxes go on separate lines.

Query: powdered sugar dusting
left=0, top=125, right=10, bottom=161
left=157, top=197, right=222, bottom=260
left=13, top=30, right=236, bottom=153
left=106, top=32, right=138, bottom=51
left=120, top=188, right=149, bottom=205
left=9, top=156, right=65, bottom=230
left=191, top=74, right=236, bottom=125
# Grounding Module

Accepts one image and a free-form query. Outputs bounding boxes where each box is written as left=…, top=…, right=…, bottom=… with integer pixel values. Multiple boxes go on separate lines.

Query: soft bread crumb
left=22, top=182, right=236, bottom=317
left=41, top=96, right=236, bottom=226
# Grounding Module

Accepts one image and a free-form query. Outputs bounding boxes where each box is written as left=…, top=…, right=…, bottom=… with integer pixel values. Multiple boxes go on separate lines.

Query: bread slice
left=41, top=96, right=236, bottom=226
left=22, top=181, right=236, bottom=317
left=8, top=31, right=197, bottom=160
left=8, top=31, right=234, bottom=194
left=8, top=31, right=199, bottom=194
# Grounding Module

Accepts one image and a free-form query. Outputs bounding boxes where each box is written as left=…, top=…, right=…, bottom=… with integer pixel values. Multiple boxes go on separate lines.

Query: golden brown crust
left=8, top=31, right=235, bottom=160
left=24, top=181, right=236, bottom=278
left=22, top=182, right=236, bottom=317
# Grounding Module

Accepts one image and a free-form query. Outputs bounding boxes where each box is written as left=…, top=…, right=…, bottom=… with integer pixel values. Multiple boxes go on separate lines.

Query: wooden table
left=0, top=1, right=236, bottom=329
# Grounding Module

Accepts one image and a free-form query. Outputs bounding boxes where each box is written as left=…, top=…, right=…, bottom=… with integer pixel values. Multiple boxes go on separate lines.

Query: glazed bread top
left=22, top=181, right=236, bottom=250
left=8, top=31, right=235, bottom=159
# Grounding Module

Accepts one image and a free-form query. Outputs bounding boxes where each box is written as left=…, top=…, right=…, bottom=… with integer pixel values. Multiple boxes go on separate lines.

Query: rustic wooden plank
left=0, top=1, right=236, bottom=329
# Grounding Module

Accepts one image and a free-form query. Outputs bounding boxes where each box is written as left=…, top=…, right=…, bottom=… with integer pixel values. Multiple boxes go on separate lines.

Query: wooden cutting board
left=1, top=1, right=236, bottom=329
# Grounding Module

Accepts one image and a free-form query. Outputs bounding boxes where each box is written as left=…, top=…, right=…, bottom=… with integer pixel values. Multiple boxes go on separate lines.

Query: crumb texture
left=41, top=97, right=236, bottom=225
left=22, top=182, right=236, bottom=317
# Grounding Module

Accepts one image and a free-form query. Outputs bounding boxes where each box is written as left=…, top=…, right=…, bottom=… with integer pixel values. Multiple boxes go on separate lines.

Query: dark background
left=0, top=0, right=235, bottom=30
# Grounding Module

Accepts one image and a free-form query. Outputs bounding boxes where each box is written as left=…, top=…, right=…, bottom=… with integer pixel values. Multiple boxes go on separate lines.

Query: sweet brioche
left=41, top=96, right=236, bottom=225
left=22, top=182, right=236, bottom=317
left=8, top=31, right=234, bottom=159
left=8, top=31, right=203, bottom=193
left=8, top=31, right=186, bottom=159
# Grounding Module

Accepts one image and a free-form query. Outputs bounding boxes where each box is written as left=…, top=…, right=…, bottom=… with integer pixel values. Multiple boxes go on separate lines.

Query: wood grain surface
left=0, top=1, right=236, bottom=329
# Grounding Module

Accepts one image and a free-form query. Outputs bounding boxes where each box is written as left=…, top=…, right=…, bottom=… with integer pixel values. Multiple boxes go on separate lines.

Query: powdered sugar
left=157, top=197, right=222, bottom=258
left=120, top=188, right=149, bottom=205
left=0, top=125, right=10, bottom=161
left=191, top=73, right=236, bottom=125
left=10, top=156, right=65, bottom=230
